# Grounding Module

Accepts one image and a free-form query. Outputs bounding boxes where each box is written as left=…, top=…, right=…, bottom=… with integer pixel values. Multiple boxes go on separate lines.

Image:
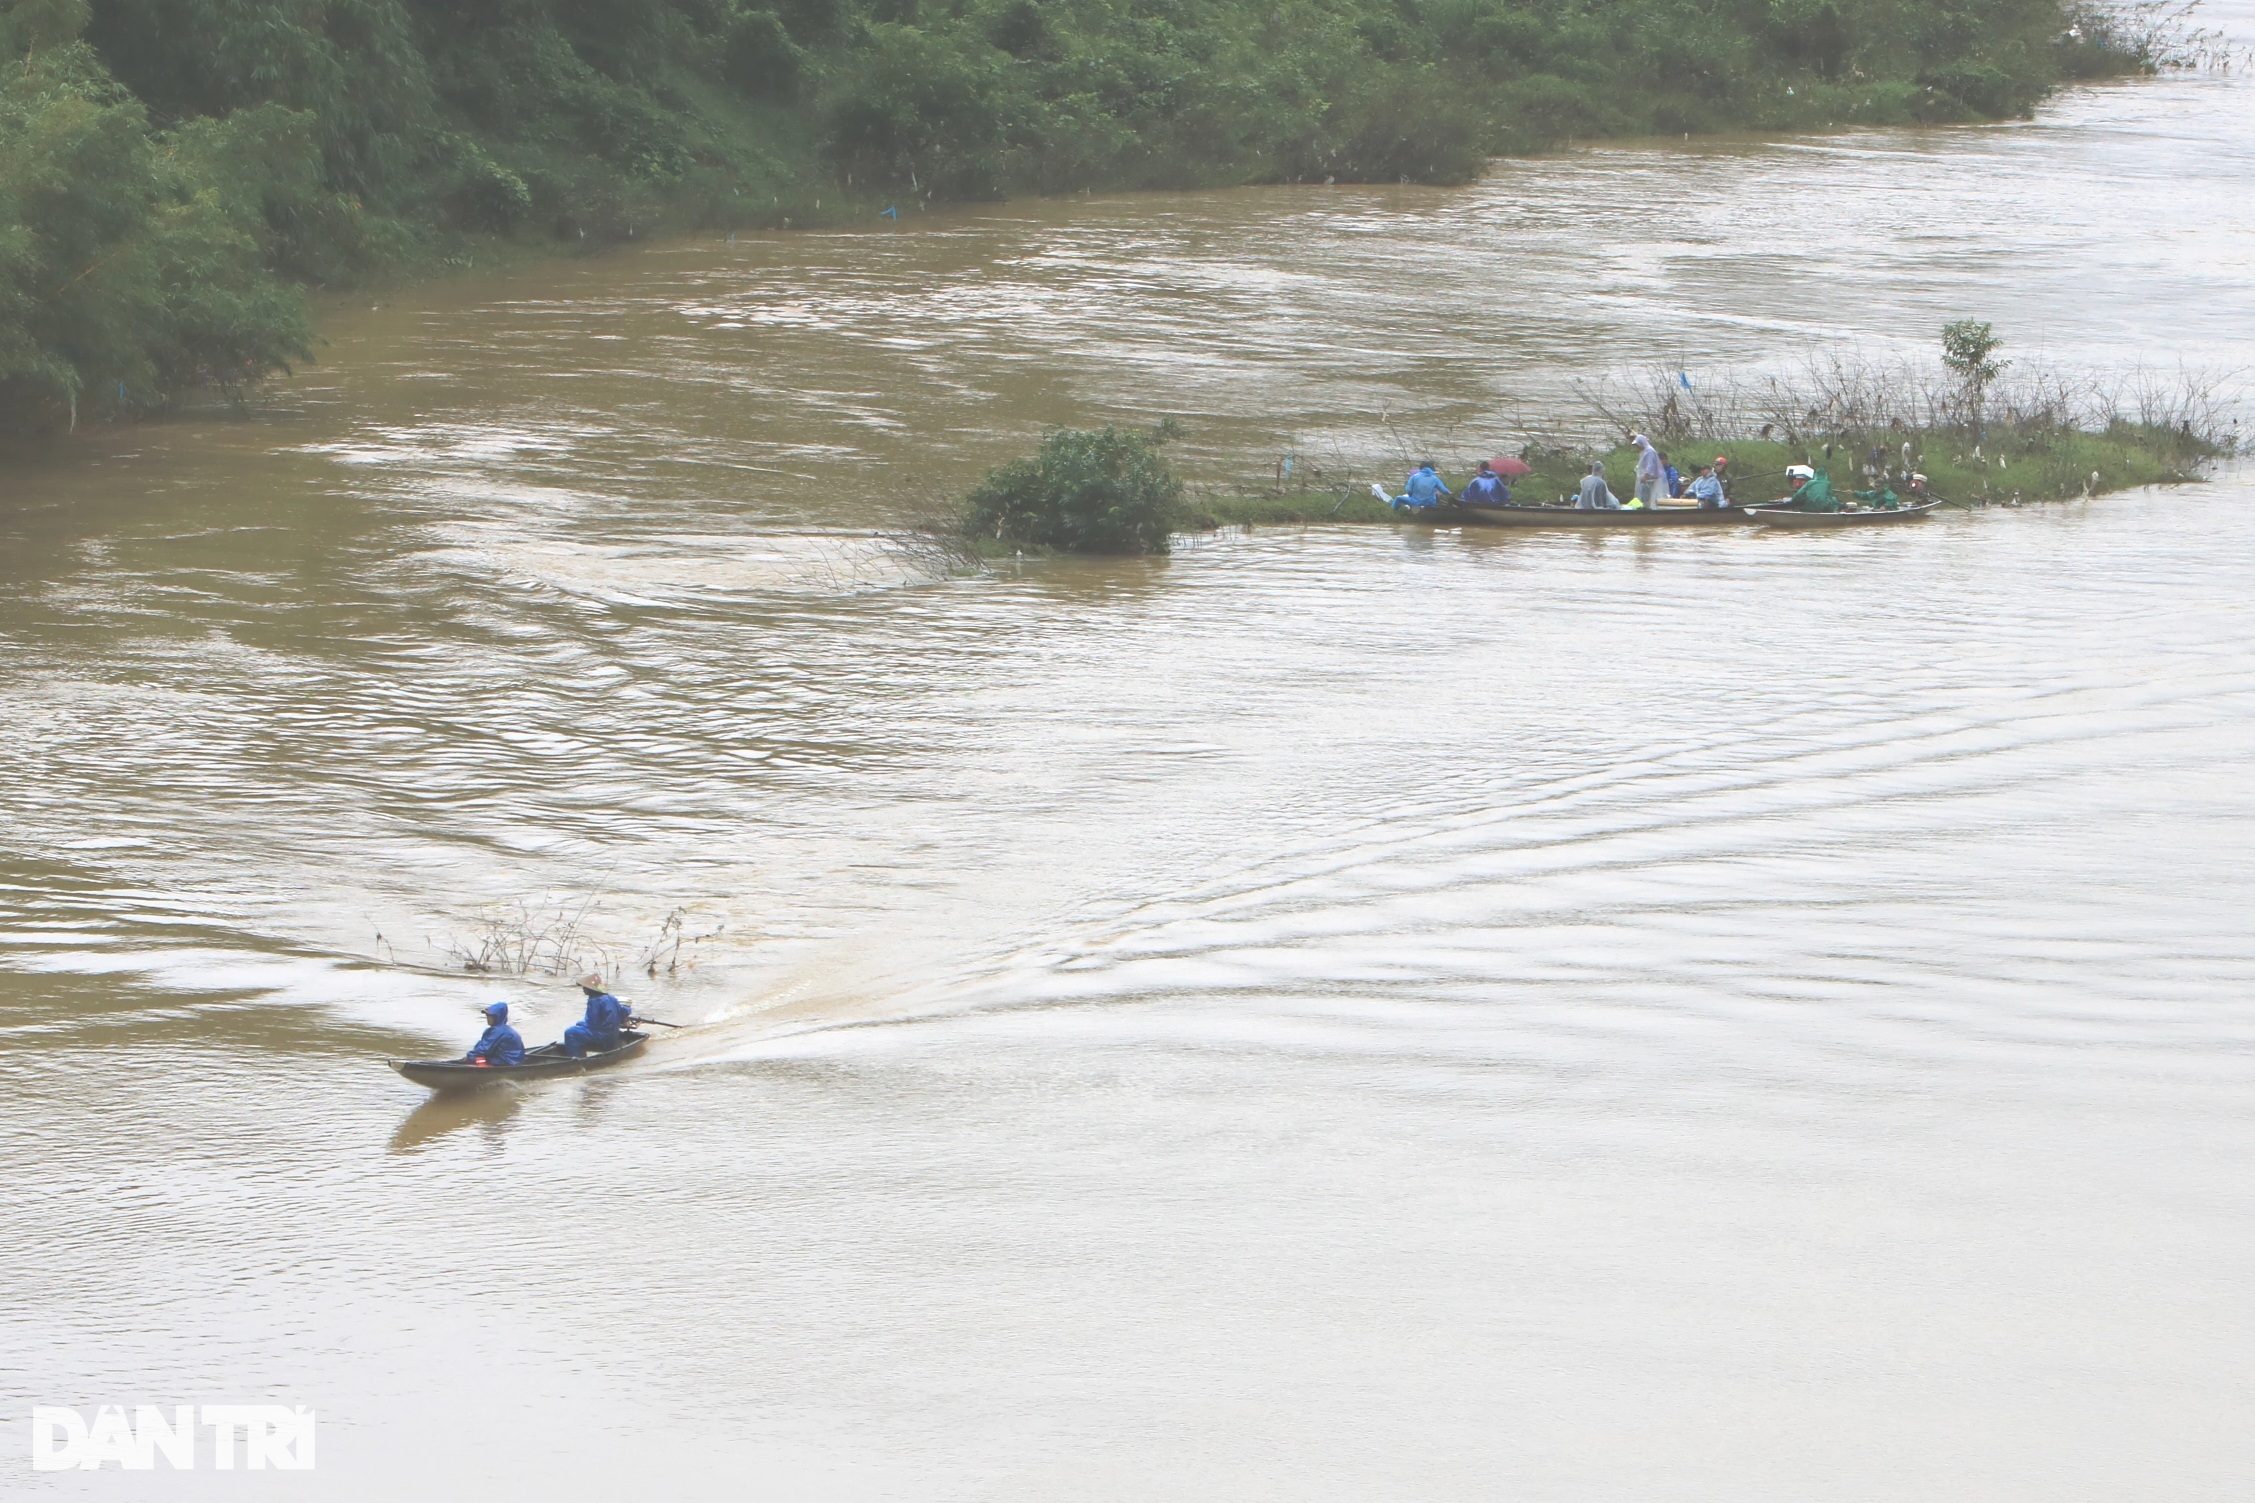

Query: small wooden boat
left=390, top=1030, right=651, bottom=1092
left=1748, top=500, right=1944, bottom=529
left=1455, top=502, right=1761, bottom=529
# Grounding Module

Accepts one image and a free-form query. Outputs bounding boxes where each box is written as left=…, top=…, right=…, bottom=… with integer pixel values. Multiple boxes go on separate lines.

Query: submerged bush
left=962, top=424, right=1186, bottom=555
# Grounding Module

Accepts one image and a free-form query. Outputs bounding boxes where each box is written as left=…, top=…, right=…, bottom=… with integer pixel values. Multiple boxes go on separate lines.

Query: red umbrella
left=1488, top=455, right=1533, bottom=477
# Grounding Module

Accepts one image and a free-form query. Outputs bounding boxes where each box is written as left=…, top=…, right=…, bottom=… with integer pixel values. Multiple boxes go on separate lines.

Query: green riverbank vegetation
left=1195, top=340, right=2238, bottom=529
left=1196, top=422, right=2221, bottom=527
left=0, top=0, right=2182, bottom=431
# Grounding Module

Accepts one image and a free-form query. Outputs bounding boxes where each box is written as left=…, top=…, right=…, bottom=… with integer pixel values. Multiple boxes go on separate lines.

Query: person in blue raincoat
left=1392, top=461, right=1453, bottom=512
left=1460, top=461, right=1512, bottom=506
left=561, top=972, right=629, bottom=1058
left=463, top=1000, right=526, bottom=1067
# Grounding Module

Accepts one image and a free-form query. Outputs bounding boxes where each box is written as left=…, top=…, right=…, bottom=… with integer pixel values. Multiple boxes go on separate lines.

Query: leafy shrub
left=1768, top=0, right=1851, bottom=78
left=722, top=8, right=800, bottom=97
left=983, top=0, right=1054, bottom=62
left=0, top=41, right=311, bottom=429
left=773, top=0, right=843, bottom=44
left=824, top=23, right=1018, bottom=198
left=962, top=425, right=1187, bottom=555
left=1918, top=55, right=2046, bottom=117
left=1331, top=85, right=1487, bottom=184
left=1493, top=72, right=1610, bottom=151
left=444, top=141, right=534, bottom=232
left=87, top=0, right=432, bottom=199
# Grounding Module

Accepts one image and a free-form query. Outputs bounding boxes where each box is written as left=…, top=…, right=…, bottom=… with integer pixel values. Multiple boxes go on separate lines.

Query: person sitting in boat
left=1460, top=460, right=1511, bottom=507
left=1575, top=461, right=1621, bottom=510
left=1852, top=478, right=1902, bottom=510
left=1662, top=453, right=1683, bottom=499
left=1783, top=464, right=1841, bottom=512
left=463, top=1000, right=526, bottom=1068
left=1392, top=461, right=1453, bottom=512
left=1688, top=462, right=1728, bottom=508
left=561, top=973, right=630, bottom=1058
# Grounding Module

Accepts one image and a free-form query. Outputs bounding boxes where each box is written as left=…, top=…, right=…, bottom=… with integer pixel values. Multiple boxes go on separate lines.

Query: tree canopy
left=0, top=0, right=2136, bottom=431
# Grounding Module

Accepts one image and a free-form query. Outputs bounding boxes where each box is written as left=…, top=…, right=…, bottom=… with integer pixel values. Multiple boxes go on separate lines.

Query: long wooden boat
left=390, top=1030, right=650, bottom=1092
left=1748, top=500, right=1943, bottom=529
left=1453, top=502, right=1764, bottom=529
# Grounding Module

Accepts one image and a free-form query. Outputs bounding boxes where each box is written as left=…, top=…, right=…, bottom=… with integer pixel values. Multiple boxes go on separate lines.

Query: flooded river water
left=5, top=21, right=2254, bottom=1501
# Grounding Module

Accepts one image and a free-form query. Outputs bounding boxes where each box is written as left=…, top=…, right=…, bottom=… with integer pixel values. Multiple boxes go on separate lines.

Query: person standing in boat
left=463, top=1000, right=526, bottom=1068
left=561, top=972, right=628, bottom=1058
left=1575, top=460, right=1622, bottom=510
left=1630, top=435, right=1666, bottom=509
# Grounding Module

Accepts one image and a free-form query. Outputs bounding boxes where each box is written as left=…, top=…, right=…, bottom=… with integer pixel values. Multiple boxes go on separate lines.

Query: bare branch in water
left=635, top=906, right=725, bottom=980
left=440, top=895, right=615, bottom=980
left=880, top=500, right=991, bottom=576
left=438, top=896, right=729, bottom=986
left=2070, top=0, right=2250, bottom=70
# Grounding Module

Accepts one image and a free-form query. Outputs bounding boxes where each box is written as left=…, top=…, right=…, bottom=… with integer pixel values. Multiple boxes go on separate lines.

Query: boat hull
left=1749, top=501, right=1943, bottom=529
left=1453, top=503, right=1761, bottom=529
left=391, top=1030, right=651, bottom=1092
left=1389, top=504, right=1454, bottom=524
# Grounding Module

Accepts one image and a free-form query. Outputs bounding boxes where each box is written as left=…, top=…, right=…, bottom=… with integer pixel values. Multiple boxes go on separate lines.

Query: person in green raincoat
left=1784, top=464, right=1840, bottom=512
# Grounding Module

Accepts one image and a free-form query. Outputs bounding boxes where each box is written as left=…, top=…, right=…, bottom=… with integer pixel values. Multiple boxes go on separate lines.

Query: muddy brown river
left=4, top=20, right=2254, bottom=1500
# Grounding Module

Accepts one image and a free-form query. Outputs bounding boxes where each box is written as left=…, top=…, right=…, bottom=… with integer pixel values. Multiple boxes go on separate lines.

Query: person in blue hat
left=462, top=1000, right=526, bottom=1068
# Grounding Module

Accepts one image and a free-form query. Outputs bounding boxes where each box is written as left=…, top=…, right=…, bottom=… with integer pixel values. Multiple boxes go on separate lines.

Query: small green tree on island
left=1941, top=320, right=2008, bottom=439
left=962, top=423, right=1187, bottom=555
